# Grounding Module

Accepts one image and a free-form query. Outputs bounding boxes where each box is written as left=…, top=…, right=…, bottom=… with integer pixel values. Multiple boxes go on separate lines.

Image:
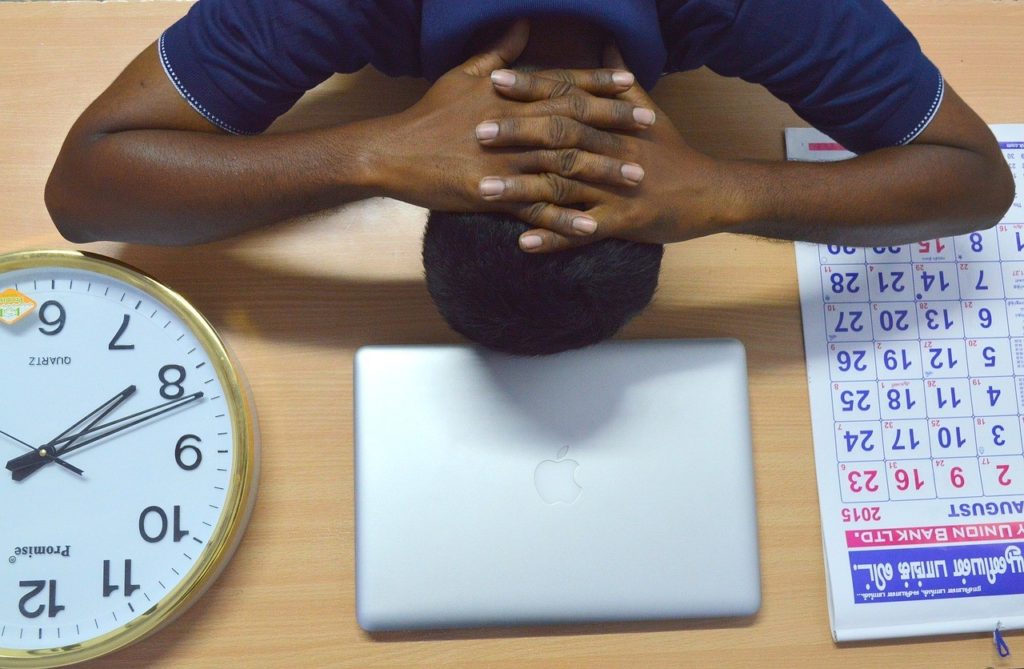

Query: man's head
left=422, top=211, right=663, bottom=355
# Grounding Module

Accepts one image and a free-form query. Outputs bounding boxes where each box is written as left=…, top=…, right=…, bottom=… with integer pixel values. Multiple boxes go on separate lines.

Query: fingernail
left=479, top=177, right=505, bottom=197
left=612, top=71, right=634, bottom=87
left=572, top=216, right=597, bottom=234
left=491, top=69, right=516, bottom=87
left=475, top=122, right=499, bottom=140
left=620, top=163, right=645, bottom=184
left=633, top=107, right=656, bottom=126
left=520, top=235, right=543, bottom=249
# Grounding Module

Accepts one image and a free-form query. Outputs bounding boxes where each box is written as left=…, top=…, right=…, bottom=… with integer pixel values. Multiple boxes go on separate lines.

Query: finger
left=518, top=227, right=594, bottom=253
left=476, top=116, right=626, bottom=156
left=516, top=96, right=655, bottom=131
left=600, top=41, right=659, bottom=108
left=460, top=20, right=529, bottom=76
left=519, top=148, right=644, bottom=187
left=503, top=202, right=601, bottom=238
left=479, top=173, right=606, bottom=207
left=491, top=68, right=635, bottom=100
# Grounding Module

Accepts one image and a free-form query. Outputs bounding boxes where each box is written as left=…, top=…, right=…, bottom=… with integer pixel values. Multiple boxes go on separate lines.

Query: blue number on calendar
left=882, top=348, right=912, bottom=371
left=836, top=350, right=868, bottom=372
left=929, top=347, right=958, bottom=370
left=828, top=245, right=858, bottom=256
left=840, top=390, right=872, bottom=412
left=975, top=271, right=990, bottom=292
left=987, top=385, right=1001, bottom=407
left=844, top=429, right=875, bottom=452
left=887, top=388, right=916, bottom=410
left=890, top=428, right=921, bottom=451
left=936, top=386, right=962, bottom=408
left=920, top=269, right=950, bottom=292
left=830, top=272, right=861, bottom=294
left=877, top=270, right=906, bottom=294
left=834, top=310, right=865, bottom=333
left=993, top=424, right=1006, bottom=446
left=984, top=346, right=997, bottom=367
left=970, top=233, right=984, bottom=253
left=1016, top=232, right=1024, bottom=253
left=879, top=309, right=910, bottom=332
left=925, top=308, right=954, bottom=331
left=978, top=307, right=993, bottom=329
left=873, top=246, right=903, bottom=254
left=937, top=426, right=967, bottom=449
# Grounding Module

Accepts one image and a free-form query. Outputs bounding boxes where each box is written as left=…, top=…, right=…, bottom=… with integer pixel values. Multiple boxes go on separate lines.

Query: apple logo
left=533, top=445, right=582, bottom=505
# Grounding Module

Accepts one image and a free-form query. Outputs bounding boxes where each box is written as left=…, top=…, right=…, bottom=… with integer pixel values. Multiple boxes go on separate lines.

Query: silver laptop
left=354, top=340, right=760, bottom=631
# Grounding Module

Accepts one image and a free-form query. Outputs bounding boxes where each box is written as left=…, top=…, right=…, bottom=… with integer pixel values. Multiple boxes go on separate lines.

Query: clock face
left=0, top=252, right=256, bottom=666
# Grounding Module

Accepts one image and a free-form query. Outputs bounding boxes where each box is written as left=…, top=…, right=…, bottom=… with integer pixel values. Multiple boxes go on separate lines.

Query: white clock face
left=0, top=256, right=255, bottom=661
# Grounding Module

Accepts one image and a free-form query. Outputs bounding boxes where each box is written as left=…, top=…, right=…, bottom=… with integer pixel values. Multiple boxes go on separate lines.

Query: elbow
left=44, top=157, right=99, bottom=244
left=44, top=181, right=90, bottom=244
left=989, top=158, right=1018, bottom=225
left=953, top=152, right=1016, bottom=237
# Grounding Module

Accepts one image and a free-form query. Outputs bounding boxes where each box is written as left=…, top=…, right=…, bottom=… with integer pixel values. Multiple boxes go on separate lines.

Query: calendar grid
left=821, top=221, right=1024, bottom=503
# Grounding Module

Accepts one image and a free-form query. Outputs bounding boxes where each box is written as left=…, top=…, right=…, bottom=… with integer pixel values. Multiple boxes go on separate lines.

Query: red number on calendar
left=998, top=464, right=1013, bottom=486
left=848, top=470, right=880, bottom=493
left=894, top=468, right=925, bottom=491
left=950, top=467, right=966, bottom=488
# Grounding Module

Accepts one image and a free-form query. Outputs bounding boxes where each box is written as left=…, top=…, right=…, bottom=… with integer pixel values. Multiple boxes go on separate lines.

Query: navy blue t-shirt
left=158, top=0, right=944, bottom=154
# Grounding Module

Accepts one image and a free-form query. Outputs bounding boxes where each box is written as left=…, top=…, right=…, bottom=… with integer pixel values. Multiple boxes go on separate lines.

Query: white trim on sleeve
left=157, top=34, right=254, bottom=136
left=897, top=74, right=945, bottom=146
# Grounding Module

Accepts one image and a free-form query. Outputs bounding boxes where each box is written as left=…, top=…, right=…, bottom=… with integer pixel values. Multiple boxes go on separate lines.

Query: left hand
left=478, top=62, right=747, bottom=252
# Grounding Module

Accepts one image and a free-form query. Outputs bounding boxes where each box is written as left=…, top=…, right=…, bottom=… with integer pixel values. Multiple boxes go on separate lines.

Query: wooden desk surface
left=1, top=2, right=1022, bottom=667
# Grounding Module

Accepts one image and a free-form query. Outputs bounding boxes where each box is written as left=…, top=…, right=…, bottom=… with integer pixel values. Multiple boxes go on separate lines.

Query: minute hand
left=6, top=392, right=204, bottom=476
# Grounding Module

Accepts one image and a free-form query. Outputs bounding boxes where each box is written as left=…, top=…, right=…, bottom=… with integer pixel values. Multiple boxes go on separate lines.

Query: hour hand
left=0, top=428, right=83, bottom=476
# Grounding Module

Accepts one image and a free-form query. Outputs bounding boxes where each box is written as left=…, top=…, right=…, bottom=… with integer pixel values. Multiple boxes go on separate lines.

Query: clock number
left=18, top=580, right=65, bottom=619
left=37, top=300, right=66, bottom=336
left=175, top=434, right=203, bottom=471
left=103, top=559, right=140, bottom=598
left=158, top=364, right=187, bottom=400
left=108, top=314, right=135, bottom=350
left=139, top=505, right=190, bottom=543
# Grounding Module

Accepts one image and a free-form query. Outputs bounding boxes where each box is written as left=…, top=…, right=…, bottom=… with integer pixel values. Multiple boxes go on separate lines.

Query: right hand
left=369, top=21, right=658, bottom=233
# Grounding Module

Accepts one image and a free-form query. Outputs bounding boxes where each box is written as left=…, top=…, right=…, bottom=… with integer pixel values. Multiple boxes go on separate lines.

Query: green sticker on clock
left=0, top=288, right=35, bottom=325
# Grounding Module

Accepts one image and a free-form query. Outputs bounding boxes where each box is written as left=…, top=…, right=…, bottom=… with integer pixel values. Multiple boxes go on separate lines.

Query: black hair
left=422, top=211, right=664, bottom=356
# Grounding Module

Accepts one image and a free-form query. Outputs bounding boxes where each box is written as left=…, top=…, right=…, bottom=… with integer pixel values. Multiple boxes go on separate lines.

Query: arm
left=730, top=84, right=1015, bottom=245
left=47, top=38, right=651, bottom=245
left=46, top=44, right=385, bottom=245
left=479, top=73, right=1014, bottom=251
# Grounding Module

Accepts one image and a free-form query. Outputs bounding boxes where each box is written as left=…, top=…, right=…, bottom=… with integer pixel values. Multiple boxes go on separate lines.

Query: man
left=45, top=2, right=1015, bottom=353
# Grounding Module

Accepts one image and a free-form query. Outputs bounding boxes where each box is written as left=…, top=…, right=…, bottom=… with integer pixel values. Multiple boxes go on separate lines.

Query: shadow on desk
left=113, top=241, right=804, bottom=373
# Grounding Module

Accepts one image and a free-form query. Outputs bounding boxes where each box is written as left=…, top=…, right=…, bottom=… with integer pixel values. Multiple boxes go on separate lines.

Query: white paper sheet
left=788, top=125, right=1024, bottom=641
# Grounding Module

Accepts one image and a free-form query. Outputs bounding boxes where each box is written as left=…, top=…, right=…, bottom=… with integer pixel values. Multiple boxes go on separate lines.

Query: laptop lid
left=354, top=340, right=760, bottom=631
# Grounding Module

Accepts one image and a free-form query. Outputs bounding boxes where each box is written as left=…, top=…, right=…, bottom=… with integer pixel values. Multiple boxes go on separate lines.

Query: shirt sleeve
left=658, top=0, right=944, bottom=154
left=158, top=0, right=421, bottom=135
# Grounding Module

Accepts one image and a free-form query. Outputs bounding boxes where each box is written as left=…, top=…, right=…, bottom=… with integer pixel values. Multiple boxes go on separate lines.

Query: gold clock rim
left=0, top=249, right=259, bottom=669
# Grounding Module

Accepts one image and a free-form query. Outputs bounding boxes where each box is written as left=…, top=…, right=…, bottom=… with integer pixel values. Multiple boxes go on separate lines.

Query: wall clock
left=0, top=250, right=258, bottom=667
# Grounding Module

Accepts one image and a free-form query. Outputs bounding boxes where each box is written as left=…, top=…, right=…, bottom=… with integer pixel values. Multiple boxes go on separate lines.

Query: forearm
left=726, top=142, right=1015, bottom=246
left=46, top=119, right=385, bottom=246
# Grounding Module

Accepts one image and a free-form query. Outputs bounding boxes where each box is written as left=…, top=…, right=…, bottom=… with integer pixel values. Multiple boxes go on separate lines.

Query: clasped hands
left=375, top=22, right=744, bottom=252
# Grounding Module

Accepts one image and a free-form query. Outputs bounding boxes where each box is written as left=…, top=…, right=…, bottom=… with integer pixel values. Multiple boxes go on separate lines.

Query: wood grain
left=0, top=2, right=1021, bottom=666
